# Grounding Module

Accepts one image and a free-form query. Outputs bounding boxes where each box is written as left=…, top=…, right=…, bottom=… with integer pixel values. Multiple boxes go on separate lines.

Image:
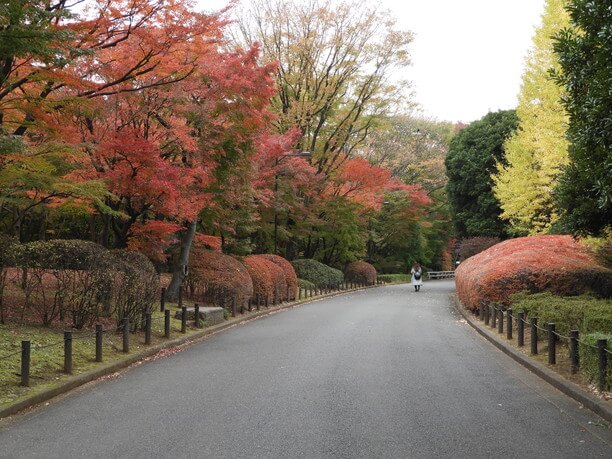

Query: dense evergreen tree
left=445, top=110, right=518, bottom=238
left=552, top=0, right=612, bottom=236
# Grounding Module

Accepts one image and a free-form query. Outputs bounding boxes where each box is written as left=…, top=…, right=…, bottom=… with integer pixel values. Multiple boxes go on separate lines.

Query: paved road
left=1, top=281, right=611, bottom=458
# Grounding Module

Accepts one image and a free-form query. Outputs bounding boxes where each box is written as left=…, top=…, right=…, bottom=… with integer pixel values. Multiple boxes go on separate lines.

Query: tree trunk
left=166, top=220, right=198, bottom=301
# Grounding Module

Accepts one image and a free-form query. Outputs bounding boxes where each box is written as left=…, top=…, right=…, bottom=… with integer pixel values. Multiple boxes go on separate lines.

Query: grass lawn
left=0, top=302, right=204, bottom=408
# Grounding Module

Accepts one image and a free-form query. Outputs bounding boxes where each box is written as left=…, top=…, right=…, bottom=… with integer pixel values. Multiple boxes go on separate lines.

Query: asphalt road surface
left=1, top=281, right=611, bottom=458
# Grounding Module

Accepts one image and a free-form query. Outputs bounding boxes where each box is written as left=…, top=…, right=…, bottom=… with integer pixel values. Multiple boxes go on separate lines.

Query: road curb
left=0, top=285, right=379, bottom=420
left=452, top=295, right=612, bottom=423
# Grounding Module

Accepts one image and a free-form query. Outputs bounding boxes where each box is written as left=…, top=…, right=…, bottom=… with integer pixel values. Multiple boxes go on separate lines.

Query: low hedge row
left=509, top=292, right=612, bottom=388
left=0, top=240, right=158, bottom=328
left=509, top=292, right=612, bottom=336
left=291, top=259, right=344, bottom=288
left=580, top=333, right=612, bottom=388
left=378, top=274, right=412, bottom=284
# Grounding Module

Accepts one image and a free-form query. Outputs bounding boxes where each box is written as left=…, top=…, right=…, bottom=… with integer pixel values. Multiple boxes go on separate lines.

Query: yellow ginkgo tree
left=492, top=0, right=570, bottom=235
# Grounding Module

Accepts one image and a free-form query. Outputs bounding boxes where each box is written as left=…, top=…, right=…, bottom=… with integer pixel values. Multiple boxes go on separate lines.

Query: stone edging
left=0, top=285, right=378, bottom=420
left=452, top=295, right=612, bottom=423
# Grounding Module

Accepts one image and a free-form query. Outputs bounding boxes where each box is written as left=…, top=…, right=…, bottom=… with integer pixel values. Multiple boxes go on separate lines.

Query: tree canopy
left=492, top=0, right=570, bottom=236
left=552, top=0, right=612, bottom=236
left=445, top=110, right=518, bottom=239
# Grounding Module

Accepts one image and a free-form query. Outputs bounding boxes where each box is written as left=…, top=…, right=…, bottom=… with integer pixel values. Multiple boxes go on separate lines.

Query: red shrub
left=345, top=261, right=377, bottom=285
left=188, top=249, right=253, bottom=310
left=456, top=235, right=612, bottom=311
left=259, top=254, right=298, bottom=300
left=244, top=255, right=286, bottom=303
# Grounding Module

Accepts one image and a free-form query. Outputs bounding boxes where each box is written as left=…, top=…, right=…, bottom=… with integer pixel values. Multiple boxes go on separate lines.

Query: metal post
left=145, top=313, right=152, bottom=345
left=95, top=324, right=103, bottom=362
left=194, top=304, right=200, bottom=328
left=232, top=297, right=237, bottom=317
left=491, top=304, right=497, bottom=329
left=569, top=330, right=579, bottom=374
left=498, top=306, right=503, bottom=334
left=21, top=340, right=30, bottom=387
left=506, top=308, right=512, bottom=340
left=597, top=339, right=608, bottom=392
left=547, top=323, right=556, bottom=364
left=164, top=309, right=171, bottom=338
left=160, top=287, right=166, bottom=312
left=530, top=318, right=538, bottom=355
left=181, top=306, right=187, bottom=333
left=483, top=304, right=489, bottom=325
left=479, top=303, right=484, bottom=321
left=122, top=319, right=130, bottom=353
left=517, top=312, right=525, bottom=347
left=298, top=288, right=302, bottom=300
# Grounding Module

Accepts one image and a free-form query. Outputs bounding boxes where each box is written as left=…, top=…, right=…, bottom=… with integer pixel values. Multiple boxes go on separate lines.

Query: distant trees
left=445, top=110, right=518, bottom=238
left=232, top=0, right=413, bottom=174
left=492, top=0, right=570, bottom=235
left=552, top=0, right=612, bottom=236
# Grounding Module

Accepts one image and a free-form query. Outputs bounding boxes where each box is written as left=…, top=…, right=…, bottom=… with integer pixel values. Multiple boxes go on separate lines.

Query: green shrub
left=378, top=274, right=411, bottom=284
left=291, top=259, right=344, bottom=288
left=509, top=291, right=612, bottom=337
left=298, top=278, right=315, bottom=289
left=12, top=240, right=115, bottom=328
left=582, top=304, right=612, bottom=334
left=579, top=333, right=612, bottom=390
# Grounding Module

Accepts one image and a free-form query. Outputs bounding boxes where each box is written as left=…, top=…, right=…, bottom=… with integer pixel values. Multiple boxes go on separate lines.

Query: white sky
left=198, top=0, right=546, bottom=123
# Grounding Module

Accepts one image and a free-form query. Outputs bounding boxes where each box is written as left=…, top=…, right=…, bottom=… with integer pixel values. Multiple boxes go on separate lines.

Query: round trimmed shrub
left=112, top=250, right=159, bottom=330
left=345, top=261, right=377, bottom=285
left=260, top=254, right=298, bottom=300
left=189, top=249, right=253, bottom=310
left=456, top=235, right=612, bottom=312
left=244, top=255, right=286, bottom=304
left=291, top=259, right=344, bottom=288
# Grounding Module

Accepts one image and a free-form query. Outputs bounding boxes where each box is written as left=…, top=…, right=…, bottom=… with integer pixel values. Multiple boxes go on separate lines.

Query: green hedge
left=291, top=259, right=344, bottom=288
left=509, top=292, right=612, bottom=335
left=378, top=274, right=411, bottom=284
left=297, top=278, right=315, bottom=289
left=579, top=333, right=611, bottom=389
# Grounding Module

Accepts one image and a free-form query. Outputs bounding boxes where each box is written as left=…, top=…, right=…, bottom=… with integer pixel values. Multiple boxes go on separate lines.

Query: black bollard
left=547, top=323, right=556, bottom=364
left=181, top=306, right=187, bottom=333
left=21, top=341, right=30, bottom=387
left=122, top=318, right=130, bottom=353
left=530, top=318, right=538, bottom=355
left=95, top=324, right=103, bottom=362
left=517, top=312, right=525, bottom=347
left=506, top=308, right=512, bottom=340
left=570, top=330, right=579, bottom=374
left=165, top=309, right=171, bottom=338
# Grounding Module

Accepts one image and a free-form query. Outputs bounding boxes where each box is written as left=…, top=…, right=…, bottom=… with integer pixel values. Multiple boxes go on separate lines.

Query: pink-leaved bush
left=456, top=235, right=612, bottom=311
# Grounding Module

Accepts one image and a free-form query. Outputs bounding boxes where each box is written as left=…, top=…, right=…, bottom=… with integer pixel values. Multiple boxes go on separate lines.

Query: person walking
left=411, top=263, right=423, bottom=292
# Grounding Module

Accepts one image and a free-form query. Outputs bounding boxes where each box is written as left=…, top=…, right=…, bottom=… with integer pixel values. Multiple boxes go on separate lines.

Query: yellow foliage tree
left=492, top=0, right=570, bottom=235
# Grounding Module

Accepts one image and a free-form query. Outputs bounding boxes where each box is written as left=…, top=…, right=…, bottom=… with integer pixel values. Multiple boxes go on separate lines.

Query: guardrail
left=427, top=271, right=455, bottom=280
